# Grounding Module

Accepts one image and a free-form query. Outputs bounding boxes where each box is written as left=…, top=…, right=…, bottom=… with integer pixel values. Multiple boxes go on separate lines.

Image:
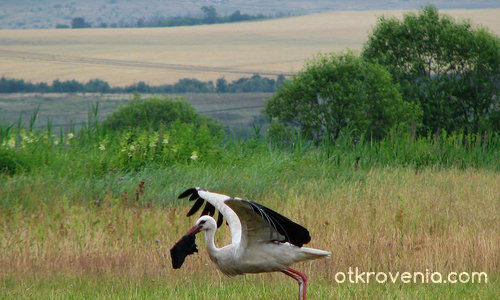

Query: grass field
left=1, top=159, right=499, bottom=298
left=1, top=9, right=499, bottom=85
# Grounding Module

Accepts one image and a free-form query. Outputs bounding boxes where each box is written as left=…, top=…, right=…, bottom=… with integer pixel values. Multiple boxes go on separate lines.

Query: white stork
left=170, top=187, right=331, bottom=300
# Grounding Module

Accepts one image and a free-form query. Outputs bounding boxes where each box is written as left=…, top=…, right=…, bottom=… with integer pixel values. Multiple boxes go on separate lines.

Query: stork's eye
left=199, top=220, right=206, bottom=225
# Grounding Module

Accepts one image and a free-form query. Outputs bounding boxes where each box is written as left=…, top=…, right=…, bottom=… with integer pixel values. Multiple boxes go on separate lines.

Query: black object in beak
left=170, top=225, right=200, bottom=269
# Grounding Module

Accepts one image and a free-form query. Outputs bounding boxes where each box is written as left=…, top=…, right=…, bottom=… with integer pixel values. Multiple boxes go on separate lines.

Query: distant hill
left=1, top=0, right=499, bottom=29
left=1, top=9, right=498, bottom=85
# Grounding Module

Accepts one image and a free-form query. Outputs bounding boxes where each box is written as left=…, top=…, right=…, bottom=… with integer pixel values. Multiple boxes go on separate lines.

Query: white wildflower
left=99, top=144, right=106, bottom=151
left=190, top=151, right=198, bottom=160
left=22, top=135, right=34, bottom=145
left=7, top=137, right=16, bottom=148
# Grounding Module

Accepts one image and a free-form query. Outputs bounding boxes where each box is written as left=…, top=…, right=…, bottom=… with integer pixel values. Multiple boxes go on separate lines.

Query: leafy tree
left=227, top=74, right=275, bottom=92
left=125, top=81, right=151, bottom=93
left=363, top=5, right=500, bottom=133
left=265, top=53, right=420, bottom=141
left=36, top=82, right=50, bottom=93
left=275, top=74, right=286, bottom=89
left=52, top=79, right=63, bottom=92
left=0, top=77, right=26, bottom=93
left=71, top=17, right=90, bottom=28
left=229, top=10, right=245, bottom=22
left=201, top=6, right=217, bottom=24
left=216, top=77, right=228, bottom=93
left=229, top=10, right=257, bottom=22
left=172, top=78, right=213, bottom=93
left=85, top=79, right=111, bottom=93
left=60, top=80, right=84, bottom=93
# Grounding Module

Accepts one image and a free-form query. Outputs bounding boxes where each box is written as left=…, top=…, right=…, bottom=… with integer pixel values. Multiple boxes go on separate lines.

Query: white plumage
left=172, top=187, right=331, bottom=300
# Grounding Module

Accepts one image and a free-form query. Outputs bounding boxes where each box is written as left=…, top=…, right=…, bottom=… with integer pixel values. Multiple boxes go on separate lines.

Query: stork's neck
left=204, top=226, right=219, bottom=258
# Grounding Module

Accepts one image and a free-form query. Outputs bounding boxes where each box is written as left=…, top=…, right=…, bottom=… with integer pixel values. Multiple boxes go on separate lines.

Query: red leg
left=287, top=268, right=307, bottom=299
left=281, top=268, right=307, bottom=300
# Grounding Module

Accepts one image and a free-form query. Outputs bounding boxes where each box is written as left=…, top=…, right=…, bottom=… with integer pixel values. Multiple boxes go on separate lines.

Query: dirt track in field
left=0, top=49, right=293, bottom=77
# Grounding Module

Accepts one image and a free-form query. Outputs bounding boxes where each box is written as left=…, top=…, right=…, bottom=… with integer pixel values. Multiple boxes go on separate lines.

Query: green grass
left=1, top=133, right=499, bottom=210
left=1, top=274, right=497, bottom=299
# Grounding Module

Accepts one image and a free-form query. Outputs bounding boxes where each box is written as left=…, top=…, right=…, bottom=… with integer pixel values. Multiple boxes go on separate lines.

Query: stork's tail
left=300, top=247, right=331, bottom=259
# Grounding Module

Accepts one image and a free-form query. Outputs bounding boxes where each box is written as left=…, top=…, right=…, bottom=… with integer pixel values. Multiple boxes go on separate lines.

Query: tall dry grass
left=1, top=168, right=498, bottom=284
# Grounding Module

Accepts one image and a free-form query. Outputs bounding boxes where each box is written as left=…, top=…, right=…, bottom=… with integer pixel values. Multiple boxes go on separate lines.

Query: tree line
left=0, top=74, right=286, bottom=94
left=59, top=6, right=276, bottom=29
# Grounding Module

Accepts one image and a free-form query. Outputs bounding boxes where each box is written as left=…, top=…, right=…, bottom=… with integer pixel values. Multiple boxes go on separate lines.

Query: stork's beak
left=172, top=224, right=201, bottom=248
left=185, top=224, right=202, bottom=235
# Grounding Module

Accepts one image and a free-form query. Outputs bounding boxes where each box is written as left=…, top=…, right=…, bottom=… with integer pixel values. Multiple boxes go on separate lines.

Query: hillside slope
left=1, top=0, right=499, bottom=29
left=0, top=9, right=499, bottom=85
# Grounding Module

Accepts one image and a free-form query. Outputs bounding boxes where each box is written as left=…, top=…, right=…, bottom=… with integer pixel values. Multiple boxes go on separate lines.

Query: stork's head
left=186, top=215, right=217, bottom=235
left=171, top=216, right=216, bottom=269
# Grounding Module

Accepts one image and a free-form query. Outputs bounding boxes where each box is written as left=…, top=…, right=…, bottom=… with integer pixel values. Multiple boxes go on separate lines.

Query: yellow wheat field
left=0, top=9, right=499, bottom=85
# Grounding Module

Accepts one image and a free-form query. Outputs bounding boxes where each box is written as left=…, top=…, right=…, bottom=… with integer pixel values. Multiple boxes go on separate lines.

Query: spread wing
left=178, top=187, right=242, bottom=245
left=224, top=198, right=311, bottom=248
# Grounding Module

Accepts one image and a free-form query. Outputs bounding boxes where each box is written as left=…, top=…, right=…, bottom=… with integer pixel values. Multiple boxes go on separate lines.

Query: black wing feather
left=178, top=188, right=224, bottom=226
left=216, top=211, right=224, bottom=228
left=201, top=201, right=216, bottom=216
left=178, top=188, right=197, bottom=199
left=247, top=200, right=311, bottom=247
left=186, top=198, right=204, bottom=217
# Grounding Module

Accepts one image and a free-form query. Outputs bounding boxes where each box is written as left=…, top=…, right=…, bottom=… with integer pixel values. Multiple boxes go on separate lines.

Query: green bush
left=102, top=95, right=223, bottom=136
left=265, top=52, right=421, bottom=142
left=88, top=95, right=226, bottom=170
left=0, top=148, right=30, bottom=175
